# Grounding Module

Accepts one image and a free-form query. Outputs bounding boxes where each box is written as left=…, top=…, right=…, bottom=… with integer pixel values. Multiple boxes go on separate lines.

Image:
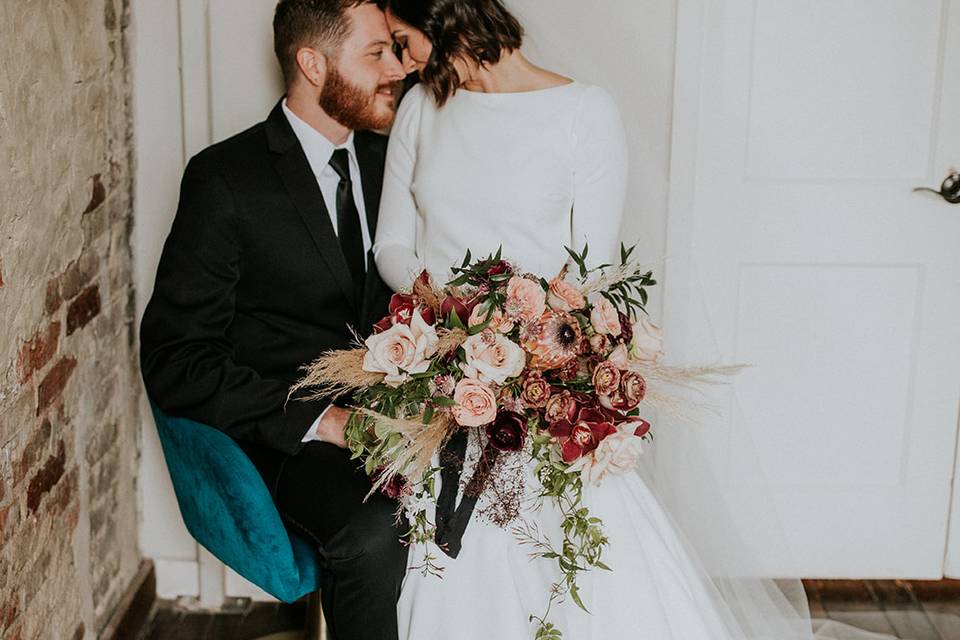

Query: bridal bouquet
left=292, top=245, right=729, bottom=638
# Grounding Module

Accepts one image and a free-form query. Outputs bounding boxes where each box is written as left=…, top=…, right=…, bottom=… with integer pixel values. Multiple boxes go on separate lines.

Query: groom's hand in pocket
left=316, top=406, right=352, bottom=448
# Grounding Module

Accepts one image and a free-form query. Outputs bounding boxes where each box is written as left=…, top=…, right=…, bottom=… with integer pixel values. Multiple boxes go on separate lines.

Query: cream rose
left=452, top=378, right=498, bottom=427
left=567, top=428, right=644, bottom=486
left=362, top=308, right=439, bottom=387
left=460, top=330, right=526, bottom=385
left=547, top=277, right=586, bottom=312
left=590, top=297, right=622, bottom=337
left=505, top=276, right=547, bottom=324
left=630, top=314, right=665, bottom=363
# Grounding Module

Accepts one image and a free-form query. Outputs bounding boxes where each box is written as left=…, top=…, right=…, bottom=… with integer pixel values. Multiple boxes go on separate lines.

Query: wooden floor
left=139, top=580, right=960, bottom=640
left=806, top=580, right=960, bottom=639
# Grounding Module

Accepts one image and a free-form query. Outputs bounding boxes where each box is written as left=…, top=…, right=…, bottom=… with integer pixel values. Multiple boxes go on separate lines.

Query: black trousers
left=273, top=442, right=408, bottom=640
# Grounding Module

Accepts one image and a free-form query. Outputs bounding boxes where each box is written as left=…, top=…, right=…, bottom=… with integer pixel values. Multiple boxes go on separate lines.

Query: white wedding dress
left=374, top=81, right=896, bottom=640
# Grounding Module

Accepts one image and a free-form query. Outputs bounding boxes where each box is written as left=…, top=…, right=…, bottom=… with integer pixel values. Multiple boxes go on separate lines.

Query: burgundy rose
left=592, top=361, right=621, bottom=396
left=441, top=294, right=479, bottom=325
left=373, top=467, right=408, bottom=499
left=548, top=407, right=618, bottom=463
left=486, top=411, right=529, bottom=452
left=488, top=260, right=513, bottom=277
left=520, top=373, right=552, bottom=409
left=544, top=390, right=577, bottom=423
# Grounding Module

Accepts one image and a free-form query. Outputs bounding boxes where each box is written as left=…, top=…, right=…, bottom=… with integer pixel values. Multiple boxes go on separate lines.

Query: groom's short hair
left=274, top=0, right=372, bottom=86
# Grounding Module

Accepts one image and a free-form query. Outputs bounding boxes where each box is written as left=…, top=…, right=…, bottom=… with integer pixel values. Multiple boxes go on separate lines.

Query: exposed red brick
left=66, top=285, right=101, bottom=335
left=45, top=279, right=61, bottom=315
left=26, top=441, right=66, bottom=513
left=82, top=173, right=106, bottom=214
left=16, top=322, right=61, bottom=384
left=36, top=358, right=77, bottom=416
left=48, top=468, right=78, bottom=519
left=12, top=419, right=52, bottom=487
left=59, top=254, right=99, bottom=301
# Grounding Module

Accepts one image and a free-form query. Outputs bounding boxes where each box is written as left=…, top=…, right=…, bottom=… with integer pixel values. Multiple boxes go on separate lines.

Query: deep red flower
left=488, top=260, right=513, bottom=277
left=372, top=467, right=408, bottom=499
left=486, top=411, right=529, bottom=452
left=373, top=290, right=437, bottom=333
left=548, top=406, right=618, bottom=463
left=441, top=294, right=479, bottom=325
left=628, top=418, right=652, bottom=439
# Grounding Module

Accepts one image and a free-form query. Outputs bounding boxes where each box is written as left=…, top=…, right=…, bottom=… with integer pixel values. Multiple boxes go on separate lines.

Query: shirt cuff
left=302, top=404, right=335, bottom=443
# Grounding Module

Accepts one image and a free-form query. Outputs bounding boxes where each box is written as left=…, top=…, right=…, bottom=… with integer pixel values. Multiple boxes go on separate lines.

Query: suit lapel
left=266, top=102, right=357, bottom=311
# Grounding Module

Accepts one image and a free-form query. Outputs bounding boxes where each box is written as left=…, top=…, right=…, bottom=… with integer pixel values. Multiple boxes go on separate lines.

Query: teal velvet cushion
left=149, top=402, right=319, bottom=603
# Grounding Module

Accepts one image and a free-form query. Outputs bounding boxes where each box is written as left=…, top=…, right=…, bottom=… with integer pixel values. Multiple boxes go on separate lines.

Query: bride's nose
left=402, top=50, right=418, bottom=74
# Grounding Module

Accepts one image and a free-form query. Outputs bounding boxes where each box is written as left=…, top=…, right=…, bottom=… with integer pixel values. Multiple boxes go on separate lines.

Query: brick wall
left=0, top=2, right=142, bottom=639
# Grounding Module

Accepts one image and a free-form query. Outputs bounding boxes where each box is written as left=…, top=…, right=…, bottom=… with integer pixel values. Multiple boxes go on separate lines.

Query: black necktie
left=328, top=149, right=366, bottom=292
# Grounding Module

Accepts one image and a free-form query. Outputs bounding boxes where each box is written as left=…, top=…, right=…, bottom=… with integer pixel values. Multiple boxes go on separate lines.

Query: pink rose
left=567, top=428, right=645, bottom=486
left=505, top=276, right=547, bottom=324
left=547, top=278, right=586, bottom=312
left=592, top=361, right=621, bottom=396
left=590, top=297, right=622, bottom=337
left=452, top=378, right=498, bottom=427
left=460, top=330, right=526, bottom=385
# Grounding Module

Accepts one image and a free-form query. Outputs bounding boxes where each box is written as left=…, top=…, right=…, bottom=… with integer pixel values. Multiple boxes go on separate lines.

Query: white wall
left=131, top=0, right=678, bottom=601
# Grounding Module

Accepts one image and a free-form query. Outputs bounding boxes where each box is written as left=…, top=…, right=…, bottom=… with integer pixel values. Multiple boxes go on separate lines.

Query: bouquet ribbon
left=434, top=430, right=480, bottom=558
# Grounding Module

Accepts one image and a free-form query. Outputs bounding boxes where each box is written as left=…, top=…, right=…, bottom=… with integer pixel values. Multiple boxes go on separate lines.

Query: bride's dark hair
left=376, top=0, right=524, bottom=105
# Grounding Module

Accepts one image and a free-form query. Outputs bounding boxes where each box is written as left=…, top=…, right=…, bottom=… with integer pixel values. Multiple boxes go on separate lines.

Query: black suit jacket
left=140, top=101, right=393, bottom=483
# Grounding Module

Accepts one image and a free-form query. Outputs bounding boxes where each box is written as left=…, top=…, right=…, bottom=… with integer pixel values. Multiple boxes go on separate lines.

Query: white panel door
left=664, top=0, right=960, bottom=577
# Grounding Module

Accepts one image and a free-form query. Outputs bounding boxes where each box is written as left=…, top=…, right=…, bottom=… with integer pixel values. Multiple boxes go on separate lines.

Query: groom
left=140, top=1, right=408, bottom=638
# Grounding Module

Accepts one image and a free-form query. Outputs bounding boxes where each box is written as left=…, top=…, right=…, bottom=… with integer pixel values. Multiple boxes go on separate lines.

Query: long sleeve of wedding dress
left=375, top=82, right=629, bottom=293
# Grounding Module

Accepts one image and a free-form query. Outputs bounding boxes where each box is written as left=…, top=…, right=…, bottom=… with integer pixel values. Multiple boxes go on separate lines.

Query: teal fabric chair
left=149, top=401, right=320, bottom=604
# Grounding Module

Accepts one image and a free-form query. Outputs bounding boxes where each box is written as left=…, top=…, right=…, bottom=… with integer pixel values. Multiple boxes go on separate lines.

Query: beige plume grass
left=359, top=409, right=457, bottom=497
left=289, top=347, right=384, bottom=402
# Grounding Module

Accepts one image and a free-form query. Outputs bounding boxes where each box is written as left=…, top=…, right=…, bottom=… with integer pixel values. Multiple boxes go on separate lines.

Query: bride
left=372, top=1, right=896, bottom=639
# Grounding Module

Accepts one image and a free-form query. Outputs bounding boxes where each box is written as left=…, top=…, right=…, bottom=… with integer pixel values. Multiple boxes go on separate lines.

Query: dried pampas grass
left=289, top=347, right=384, bottom=402
left=359, top=409, right=456, bottom=497
left=634, top=362, right=749, bottom=421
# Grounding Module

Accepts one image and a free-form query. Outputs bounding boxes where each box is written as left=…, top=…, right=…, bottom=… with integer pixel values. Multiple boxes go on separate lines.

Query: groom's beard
left=320, top=65, right=398, bottom=131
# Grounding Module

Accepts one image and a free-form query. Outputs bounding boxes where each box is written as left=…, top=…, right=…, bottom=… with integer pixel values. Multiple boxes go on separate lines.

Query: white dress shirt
left=281, top=100, right=372, bottom=443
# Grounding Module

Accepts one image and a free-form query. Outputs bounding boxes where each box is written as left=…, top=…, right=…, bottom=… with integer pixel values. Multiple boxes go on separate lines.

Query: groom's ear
left=295, top=47, right=328, bottom=89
